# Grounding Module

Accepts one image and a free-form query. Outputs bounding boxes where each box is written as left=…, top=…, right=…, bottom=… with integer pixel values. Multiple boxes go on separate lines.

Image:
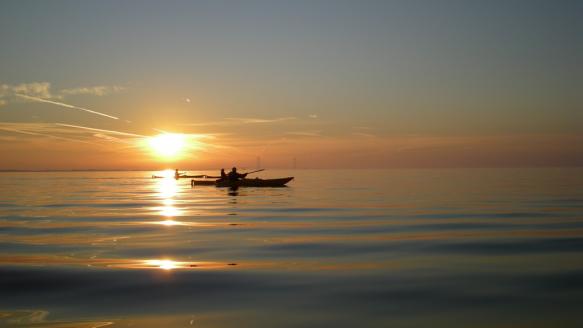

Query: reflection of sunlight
left=157, top=169, right=175, bottom=179
left=140, top=259, right=229, bottom=270
left=158, top=219, right=184, bottom=226
left=155, top=177, right=182, bottom=217
left=146, top=259, right=178, bottom=270
left=160, top=206, right=181, bottom=217
left=0, top=255, right=235, bottom=270
left=157, top=178, right=178, bottom=199
left=142, top=220, right=216, bottom=227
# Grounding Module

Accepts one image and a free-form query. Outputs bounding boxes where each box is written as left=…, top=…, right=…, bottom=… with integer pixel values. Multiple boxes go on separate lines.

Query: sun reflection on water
left=157, top=178, right=178, bottom=199
left=158, top=219, right=184, bottom=226
left=159, top=205, right=182, bottom=217
left=154, top=175, right=182, bottom=217
left=146, top=259, right=179, bottom=270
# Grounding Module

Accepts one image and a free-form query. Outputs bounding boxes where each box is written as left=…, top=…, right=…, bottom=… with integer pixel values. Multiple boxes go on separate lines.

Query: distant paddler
left=227, top=167, right=247, bottom=182
left=190, top=167, right=266, bottom=186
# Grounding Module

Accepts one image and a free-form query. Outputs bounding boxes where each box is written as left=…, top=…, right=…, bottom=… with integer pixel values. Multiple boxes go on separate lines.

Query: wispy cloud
left=182, top=116, right=296, bottom=127
left=285, top=130, right=321, bottom=137
left=16, top=94, right=119, bottom=120
left=0, top=125, right=99, bottom=145
left=1, top=82, right=125, bottom=99
left=0, top=81, right=126, bottom=116
left=56, top=123, right=142, bottom=137
left=1, top=82, right=52, bottom=98
left=226, top=117, right=296, bottom=124
left=352, top=132, right=375, bottom=138
left=0, top=122, right=144, bottom=149
left=59, top=85, right=125, bottom=97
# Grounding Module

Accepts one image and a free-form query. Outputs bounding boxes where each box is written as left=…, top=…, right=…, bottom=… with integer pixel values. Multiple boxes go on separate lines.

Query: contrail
left=56, top=123, right=144, bottom=137
left=16, top=94, right=120, bottom=120
left=0, top=127, right=98, bottom=145
left=180, top=117, right=296, bottom=127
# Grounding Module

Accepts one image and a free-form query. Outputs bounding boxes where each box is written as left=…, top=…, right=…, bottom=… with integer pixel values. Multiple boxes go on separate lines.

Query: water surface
left=1, top=169, right=582, bottom=327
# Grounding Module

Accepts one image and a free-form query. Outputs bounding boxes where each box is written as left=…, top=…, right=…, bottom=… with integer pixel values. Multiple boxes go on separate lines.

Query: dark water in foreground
left=0, top=169, right=582, bottom=327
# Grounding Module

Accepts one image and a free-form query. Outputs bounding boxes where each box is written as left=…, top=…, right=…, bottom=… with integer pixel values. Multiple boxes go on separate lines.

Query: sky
left=0, top=0, right=581, bottom=170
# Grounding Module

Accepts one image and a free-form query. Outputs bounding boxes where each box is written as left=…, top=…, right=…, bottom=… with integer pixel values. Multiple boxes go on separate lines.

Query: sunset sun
left=148, top=133, right=186, bottom=159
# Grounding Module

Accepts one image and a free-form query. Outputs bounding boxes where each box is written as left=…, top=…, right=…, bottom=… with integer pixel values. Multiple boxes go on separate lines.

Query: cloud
left=1, top=82, right=51, bottom=98
left=15, top=94, right=119, bottom=120
left=59, top=85, right=125, bottom=97
left=309, top=114, right=318, bottom=119
left=0, top=123, right=99, bottom=145
left=0, top=82, right=126, bottom=107
left=0, top=122, right=145, bottom=148
left=55, top=123, right=142, bottom=137
left=285, top=130, right=321, bottom=137
left=182, top=116, right=296, bottom=127
left=225, top=117, right=296, bottom=124
left=352, top=132, right=375, bottom=138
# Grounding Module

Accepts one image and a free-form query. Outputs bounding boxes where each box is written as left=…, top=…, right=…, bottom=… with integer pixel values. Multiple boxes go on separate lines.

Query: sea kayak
left=191, top=177, right=294, bottom=187
left=152, top=174, right=206, bottom=179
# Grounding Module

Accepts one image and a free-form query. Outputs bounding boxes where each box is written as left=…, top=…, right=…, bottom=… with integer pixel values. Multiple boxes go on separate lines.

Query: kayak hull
left=217, top=177, right=294, bottom=188
left=190, top=180, right=217, bottom=186
left=152, top=175, right=205, bottom=179
left=191, top=177, right=294, bottom=187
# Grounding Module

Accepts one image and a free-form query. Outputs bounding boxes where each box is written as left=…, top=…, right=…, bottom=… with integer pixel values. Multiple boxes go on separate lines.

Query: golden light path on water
left=136, top=171, right=221, bottom=270
left=154, top=173, right=184, bottom=223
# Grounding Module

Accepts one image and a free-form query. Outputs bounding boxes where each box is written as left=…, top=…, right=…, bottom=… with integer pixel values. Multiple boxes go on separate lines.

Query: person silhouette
left=227, top=167, right=247, bottom=181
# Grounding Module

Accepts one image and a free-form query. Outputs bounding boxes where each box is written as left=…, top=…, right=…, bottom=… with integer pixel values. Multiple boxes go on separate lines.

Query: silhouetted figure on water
left=227, top=167, right=247, bottom=182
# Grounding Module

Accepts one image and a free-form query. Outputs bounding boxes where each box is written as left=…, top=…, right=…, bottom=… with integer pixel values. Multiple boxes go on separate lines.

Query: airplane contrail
left=56, top=123, right=144, bottom=137
left=0, top=127, right=98, bottom=145
left=16, top=94, right=120, bottom=120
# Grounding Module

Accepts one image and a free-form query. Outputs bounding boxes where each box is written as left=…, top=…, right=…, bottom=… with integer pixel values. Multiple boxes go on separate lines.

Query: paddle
left=244, top=169, right=265, bottom=175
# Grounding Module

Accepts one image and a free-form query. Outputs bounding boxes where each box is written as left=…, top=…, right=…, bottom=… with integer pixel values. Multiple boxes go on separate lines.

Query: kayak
left=190, top=179, right=217, bottom=186
left=217, top=177, right=293, bottom=187
left=152, top=175, right=206, bottom=179
left=191, top=177, right=294, bottom=187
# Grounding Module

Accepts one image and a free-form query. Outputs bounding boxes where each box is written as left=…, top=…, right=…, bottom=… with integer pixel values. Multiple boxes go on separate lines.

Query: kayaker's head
left=231, top=167, right=237, bottom=172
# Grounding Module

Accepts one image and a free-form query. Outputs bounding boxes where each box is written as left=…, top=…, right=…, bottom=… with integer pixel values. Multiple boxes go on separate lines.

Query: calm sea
left=0, top=169, right=582, bottom=327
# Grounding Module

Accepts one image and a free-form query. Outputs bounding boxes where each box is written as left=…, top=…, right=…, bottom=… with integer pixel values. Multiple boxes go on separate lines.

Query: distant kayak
left=152, top=174, right=206, bottom=179
left=191, top=177, right=294, bottom=187
left=190, top=179, right=216, bottom=186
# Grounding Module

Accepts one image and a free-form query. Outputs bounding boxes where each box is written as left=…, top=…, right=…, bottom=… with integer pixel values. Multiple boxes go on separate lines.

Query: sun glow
left=146, top=259, right=179, bottom=270
left=148, top=133, right=186, bottom=159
